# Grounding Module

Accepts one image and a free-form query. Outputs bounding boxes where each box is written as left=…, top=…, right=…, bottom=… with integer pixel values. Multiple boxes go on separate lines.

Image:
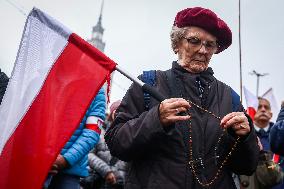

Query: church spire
left=88, top=0, right=105, bottom=52
left=98, top=0, right=104, bottom=25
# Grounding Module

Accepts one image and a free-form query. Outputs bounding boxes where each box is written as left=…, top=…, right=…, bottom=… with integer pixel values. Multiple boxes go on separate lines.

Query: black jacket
left=105, top=62, right=259, bottom=189
left=270, top=108, right=284, bottom=156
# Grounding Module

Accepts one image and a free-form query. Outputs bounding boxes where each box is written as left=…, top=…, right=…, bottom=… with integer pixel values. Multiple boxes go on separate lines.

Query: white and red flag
left=243, top=86, right=258, bottom=119
left=0, top=7, right=116, bottom=189
left=262, top=88, right=279, bottom=122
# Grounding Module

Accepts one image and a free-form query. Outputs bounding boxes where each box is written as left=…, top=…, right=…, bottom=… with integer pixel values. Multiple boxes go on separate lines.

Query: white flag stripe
left=31, top=7, right=71, bottom=39
left=86, top=116, right=103, bottom=124
left=0, top=8, right=71, bottom=153
left=262, top=88, right=279, bottom=122
left=243, top=86, right=258, bottom=109
left=86, top=116, right=104, bottom=130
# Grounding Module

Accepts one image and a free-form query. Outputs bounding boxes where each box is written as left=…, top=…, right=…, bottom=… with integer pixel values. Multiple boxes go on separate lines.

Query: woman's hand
left=159, top=98, right=191, bottom=127
left=220, top=112, right=250, bottom=136
left=54, top=154, right=69, bottom=170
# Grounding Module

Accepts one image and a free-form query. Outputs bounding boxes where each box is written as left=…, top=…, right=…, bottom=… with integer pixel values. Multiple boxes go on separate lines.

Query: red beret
left=174, top=7, right=232, bottom=53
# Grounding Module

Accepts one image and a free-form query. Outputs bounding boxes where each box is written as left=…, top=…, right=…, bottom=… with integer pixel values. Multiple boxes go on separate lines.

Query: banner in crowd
left=262, top=88, right=279, bottom=122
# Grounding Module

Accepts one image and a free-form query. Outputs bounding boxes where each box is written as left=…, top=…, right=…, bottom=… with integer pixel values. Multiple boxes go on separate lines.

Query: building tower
left=88, top=0, right=114, bottom=102
left=88, top=0, right=105, bottom=52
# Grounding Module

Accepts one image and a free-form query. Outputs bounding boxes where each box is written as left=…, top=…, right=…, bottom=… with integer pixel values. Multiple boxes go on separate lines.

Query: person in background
left=45, top=88, right=106, bottom=189
left=241, top=97, right=284, bottom=189
left=270, top=101, right=284, bottom=156
left=105, top=7, right=259, bottom=189
left=254, top=98, right=274, bottom=151
left=105, top=100, right=122, bottom=130
left=88, top=100, right=127, bottom=189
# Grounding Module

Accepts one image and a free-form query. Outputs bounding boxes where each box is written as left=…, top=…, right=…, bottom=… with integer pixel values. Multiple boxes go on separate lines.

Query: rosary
left=186, top=100, right=241, bottom=188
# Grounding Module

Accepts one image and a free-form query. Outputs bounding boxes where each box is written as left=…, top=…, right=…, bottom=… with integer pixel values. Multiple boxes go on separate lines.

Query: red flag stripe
left=85, top=124, right=101, bottom=134
left=246, top=107, right=256, bottom=120
left=273, top=154, right=280, bottom=163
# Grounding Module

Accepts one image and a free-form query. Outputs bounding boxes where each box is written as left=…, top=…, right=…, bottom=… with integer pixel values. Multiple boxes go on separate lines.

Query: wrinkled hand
left=159, top=98, right=191, bottom=127
left=54, top=154, right=69, bottom=170
left=105, top=172, right=116, bottom=184
left=220, top=112, right=250, bottom=136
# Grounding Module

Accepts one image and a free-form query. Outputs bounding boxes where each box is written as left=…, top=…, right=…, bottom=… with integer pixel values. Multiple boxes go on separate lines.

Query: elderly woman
left=105, top=7, right=259, bottom=189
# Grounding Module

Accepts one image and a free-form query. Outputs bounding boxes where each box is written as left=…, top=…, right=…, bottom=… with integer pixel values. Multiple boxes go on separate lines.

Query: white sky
left=1, top=0, right=283, bottom=117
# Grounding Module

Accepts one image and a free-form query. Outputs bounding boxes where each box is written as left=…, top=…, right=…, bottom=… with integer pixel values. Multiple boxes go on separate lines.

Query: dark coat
left=270, top=108, right=284, bottom=156
left=105, top=62, right=259, bottom=189
left=88, top=129, right=128, bottom=189
left=256, top=122, right=274, bottom=152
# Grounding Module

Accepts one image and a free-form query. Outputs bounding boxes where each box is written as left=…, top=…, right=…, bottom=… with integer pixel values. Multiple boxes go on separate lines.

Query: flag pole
left=115, top=66, right=205, bottom=117
left=115, top=65, right=166, bottom=102
left=238, top=0, right=243, bottom=103
left=115, top=65, right=144, bottom=87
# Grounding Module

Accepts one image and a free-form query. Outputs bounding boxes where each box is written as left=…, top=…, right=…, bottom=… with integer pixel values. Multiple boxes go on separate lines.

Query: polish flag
left=0, top=8, right=116, bottom=189
left=243, top=86, right=258, bottom=119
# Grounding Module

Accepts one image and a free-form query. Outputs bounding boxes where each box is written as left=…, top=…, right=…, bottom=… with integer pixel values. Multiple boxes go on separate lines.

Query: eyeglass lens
left=184, top=37, right=218, bottom=51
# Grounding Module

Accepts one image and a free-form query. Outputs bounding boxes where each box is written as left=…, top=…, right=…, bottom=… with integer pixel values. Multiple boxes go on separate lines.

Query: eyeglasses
left=183, top=36, right=219, bottom=53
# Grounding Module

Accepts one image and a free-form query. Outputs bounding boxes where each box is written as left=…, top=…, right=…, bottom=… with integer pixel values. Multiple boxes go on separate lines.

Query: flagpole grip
left=142, top=84, right=166, bottom=102
left=115, top=65, right=166, bottom=102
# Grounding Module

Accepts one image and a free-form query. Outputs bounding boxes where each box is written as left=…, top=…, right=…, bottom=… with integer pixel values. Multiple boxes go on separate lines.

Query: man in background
left=241, top=97, right=284, bottom=189
left=254, top=97, right=273, bottom=151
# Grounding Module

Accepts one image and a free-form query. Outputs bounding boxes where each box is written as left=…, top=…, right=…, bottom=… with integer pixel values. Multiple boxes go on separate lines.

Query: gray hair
left=170, top=26, right=189, bottom=53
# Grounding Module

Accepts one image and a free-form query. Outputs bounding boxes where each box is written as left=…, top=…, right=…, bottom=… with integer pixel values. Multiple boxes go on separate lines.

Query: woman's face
left=176, top=26, right=218, bottom=73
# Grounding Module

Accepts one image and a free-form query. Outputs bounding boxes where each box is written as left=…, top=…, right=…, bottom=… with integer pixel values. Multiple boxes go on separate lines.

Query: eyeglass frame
left=182, top=36, right=219, bottom=53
